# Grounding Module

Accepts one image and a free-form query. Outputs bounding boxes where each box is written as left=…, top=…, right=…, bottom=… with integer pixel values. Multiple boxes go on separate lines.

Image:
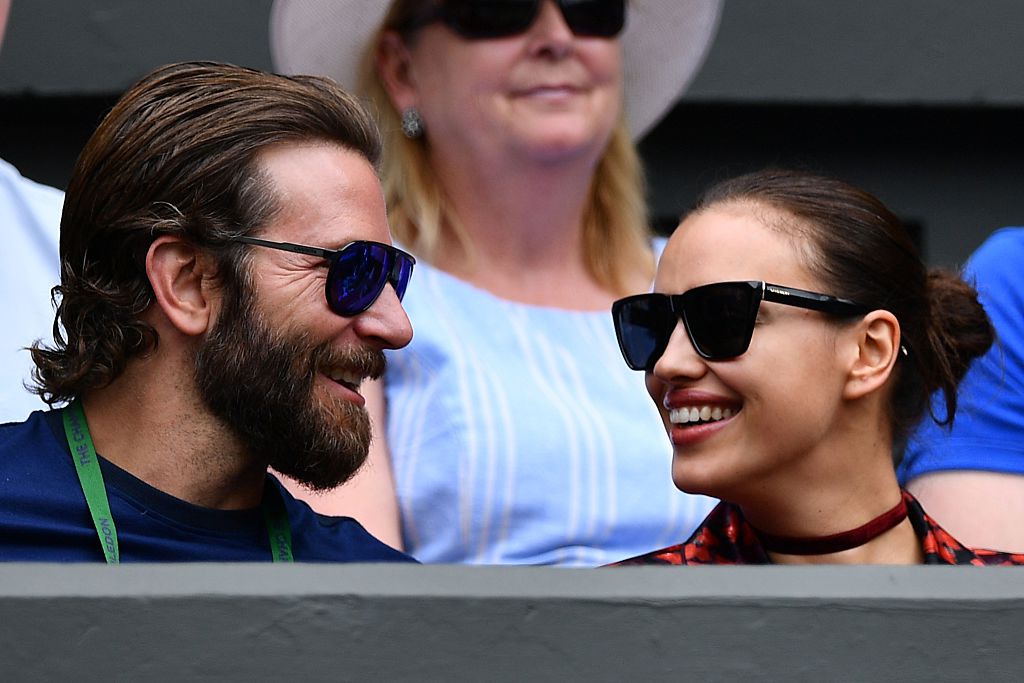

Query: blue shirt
left=0, top=409, right=415, bottom=563
left=898, top=227, right=1024, bottom=482
left=385, top=249, right=716, bottom=566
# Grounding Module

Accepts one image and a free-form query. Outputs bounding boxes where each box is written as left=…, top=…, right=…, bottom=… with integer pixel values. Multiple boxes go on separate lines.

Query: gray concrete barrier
left=1, top=563, right=1022, bottom=681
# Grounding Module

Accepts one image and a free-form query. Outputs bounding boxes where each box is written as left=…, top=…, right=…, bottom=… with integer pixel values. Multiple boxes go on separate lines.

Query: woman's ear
left=842, top=310, right=902, bottom=400
left=376, top=31, right=419, bottom=111
left=145, top=235, right=218, bottom=337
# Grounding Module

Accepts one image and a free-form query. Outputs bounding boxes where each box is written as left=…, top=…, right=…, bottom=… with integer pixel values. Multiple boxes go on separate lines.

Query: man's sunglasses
left=612, top=280, right=869, bottom=370
left=234, top=236, right=415, bottom=317
left=404, top=0, right=626, bottom=40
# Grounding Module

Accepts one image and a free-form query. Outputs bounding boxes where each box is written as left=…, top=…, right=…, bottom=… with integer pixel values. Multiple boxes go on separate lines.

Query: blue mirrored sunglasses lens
left=327, top=242, right=388, bottom=316
left=392, top=255, right=414, bottom=301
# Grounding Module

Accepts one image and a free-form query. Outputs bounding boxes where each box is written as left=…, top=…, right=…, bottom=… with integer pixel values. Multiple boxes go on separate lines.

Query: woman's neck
left=765, top=518, right=924, bottom=565
left=425, top=144, right=646, bottom=308
left=737, top=417, right=924, bottom=564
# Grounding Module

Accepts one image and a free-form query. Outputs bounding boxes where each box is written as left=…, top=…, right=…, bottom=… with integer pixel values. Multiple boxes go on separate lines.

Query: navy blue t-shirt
left=0, top=409, right=416, bottom=563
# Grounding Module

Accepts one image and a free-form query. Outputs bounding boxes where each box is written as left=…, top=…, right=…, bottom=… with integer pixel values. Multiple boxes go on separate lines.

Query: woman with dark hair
left=611, top=169, right=1024, bottom=565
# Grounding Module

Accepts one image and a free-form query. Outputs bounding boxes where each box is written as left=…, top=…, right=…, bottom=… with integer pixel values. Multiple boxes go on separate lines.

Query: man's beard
left=193, top=289, right=386, bottom=492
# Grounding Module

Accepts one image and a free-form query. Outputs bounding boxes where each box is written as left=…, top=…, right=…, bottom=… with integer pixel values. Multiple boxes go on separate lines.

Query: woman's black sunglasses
left=612, top=280, right=870, bottom=370
left=404, top=0, right=626, bottom=40
left=234, top=236, right=415, bottom=317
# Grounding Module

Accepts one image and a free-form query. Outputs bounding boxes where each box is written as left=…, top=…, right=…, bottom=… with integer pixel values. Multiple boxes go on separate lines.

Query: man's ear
left=842, top=310, right=902, bottom=400
left=376, top=31, right=419, bottom=112
left=145, top=235, right=218, bottom=337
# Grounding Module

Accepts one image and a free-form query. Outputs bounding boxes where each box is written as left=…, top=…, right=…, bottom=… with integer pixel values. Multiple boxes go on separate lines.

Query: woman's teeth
left=669, top=405, right=734, bottom=426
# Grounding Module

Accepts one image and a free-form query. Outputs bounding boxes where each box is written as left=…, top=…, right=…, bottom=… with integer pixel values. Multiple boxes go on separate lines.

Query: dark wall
left=642, top=103, right=1024, bottom=265
left=652, top=0, right=1024, bottom=267
left=0, top=0, right=275, bottom=94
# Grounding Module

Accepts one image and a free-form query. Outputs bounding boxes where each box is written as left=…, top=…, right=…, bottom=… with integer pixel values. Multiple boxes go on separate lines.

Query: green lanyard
left=62, top=399, right=293, bottom=563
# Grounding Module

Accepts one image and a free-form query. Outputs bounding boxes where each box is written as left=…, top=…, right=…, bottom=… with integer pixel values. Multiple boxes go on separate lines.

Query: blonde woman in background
left=270, top=0, right=722, bottom=565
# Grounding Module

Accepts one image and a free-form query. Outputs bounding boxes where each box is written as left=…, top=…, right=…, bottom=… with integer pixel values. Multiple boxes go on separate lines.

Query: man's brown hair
left=31, top=61, right=382, bottom=404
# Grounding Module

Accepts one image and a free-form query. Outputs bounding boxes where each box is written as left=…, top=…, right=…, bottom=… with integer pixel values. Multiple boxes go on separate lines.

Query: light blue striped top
left=385, top=249, right=716, bottom=566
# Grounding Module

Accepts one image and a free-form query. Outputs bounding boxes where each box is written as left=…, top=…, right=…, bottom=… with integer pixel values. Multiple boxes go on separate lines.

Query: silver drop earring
left=401, top=107, right=424, bottom=139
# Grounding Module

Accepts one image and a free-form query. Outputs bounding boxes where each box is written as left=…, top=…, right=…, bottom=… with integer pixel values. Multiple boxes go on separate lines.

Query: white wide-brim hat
left=270, top=0, right=723, bottom=139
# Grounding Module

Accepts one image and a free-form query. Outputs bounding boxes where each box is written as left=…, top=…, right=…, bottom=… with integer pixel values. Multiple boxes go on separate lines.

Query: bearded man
left=0, top=62, right=416, bottom=562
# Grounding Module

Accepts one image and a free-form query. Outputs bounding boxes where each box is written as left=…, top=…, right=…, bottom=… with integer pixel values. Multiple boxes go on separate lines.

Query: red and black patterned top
left=614, top=491, right=1024, bottom=566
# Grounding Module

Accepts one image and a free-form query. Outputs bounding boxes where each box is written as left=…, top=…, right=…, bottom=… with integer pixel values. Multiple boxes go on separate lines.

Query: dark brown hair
left=31, top=61, right=382, bottom=404
left=694, top=169, right=994, bottom=456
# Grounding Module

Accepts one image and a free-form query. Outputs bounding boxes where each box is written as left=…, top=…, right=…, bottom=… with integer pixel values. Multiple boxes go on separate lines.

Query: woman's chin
left=497, top=109, right=609, bottom=155
left=671, top=454, right=727, bottom=499
left=515, top=129, right=609, bottom=163
left=671, top=471, right=711, bottom=498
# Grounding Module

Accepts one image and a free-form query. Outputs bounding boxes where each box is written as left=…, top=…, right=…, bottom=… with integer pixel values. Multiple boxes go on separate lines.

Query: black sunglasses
left=612, top=280, right=870, bottom=370
left=234, top=236, right=415, bottom=317
left=405, top=0, right=626, bottom=40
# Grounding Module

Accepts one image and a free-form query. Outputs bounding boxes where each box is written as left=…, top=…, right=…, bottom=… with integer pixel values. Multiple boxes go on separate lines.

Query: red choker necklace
left=751, top=498, right=909, bottom=556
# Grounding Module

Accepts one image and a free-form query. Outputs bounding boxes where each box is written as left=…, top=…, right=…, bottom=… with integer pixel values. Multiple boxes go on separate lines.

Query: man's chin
left=265, top=400, right=371, bottom=492
left=270, top=450, right=361, bottom=492
left=278, top=470, right=349, bottom=494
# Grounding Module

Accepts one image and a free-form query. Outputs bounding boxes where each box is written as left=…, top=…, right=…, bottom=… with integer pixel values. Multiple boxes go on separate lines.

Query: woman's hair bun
left=920, top=269, right=995, bottom=417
